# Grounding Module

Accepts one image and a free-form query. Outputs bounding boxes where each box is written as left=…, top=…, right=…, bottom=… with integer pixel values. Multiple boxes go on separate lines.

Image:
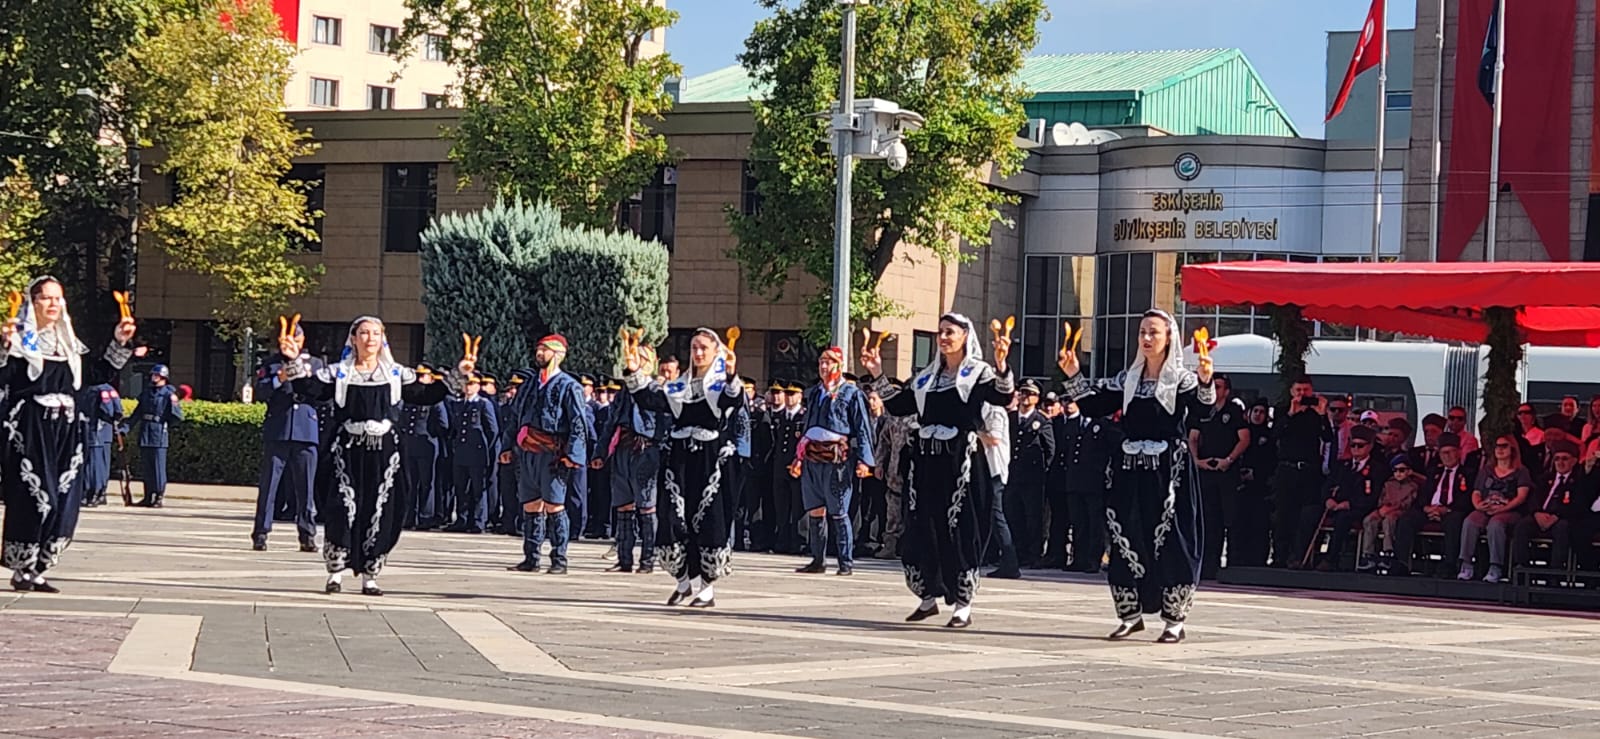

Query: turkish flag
left=1326, top=0, right=1386, bottom=122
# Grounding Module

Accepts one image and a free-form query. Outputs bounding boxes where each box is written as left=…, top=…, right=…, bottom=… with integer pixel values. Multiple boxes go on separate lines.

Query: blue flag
left=1478, top=0, right=1501, bottom=105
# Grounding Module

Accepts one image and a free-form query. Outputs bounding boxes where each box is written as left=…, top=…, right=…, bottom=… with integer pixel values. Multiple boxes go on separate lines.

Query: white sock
left=327, top=572, right=343, bottom=585
left=362, top=574, right=378, bottom=589
left=695, top=584, right=714, bottom=602
left=919, top=597, right=937, bottom=611
left=690, top=576, right=704, bottom=592
left=675, top=577, right=691, bottom=593
left=1162, top=620, right=1183, bottom=635
left=13, top=569, right=29, bottom=583
left=953, top=603, right=972, bottom=620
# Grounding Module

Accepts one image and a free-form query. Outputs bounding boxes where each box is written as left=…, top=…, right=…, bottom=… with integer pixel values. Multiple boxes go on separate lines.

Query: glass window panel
left=1287, top=253, right=1318, bottom=263
left=1319, top=322, right=1357, bottom=340
left=1107, top=253, right=1130, bottom=315
left=1217, top=317, right=1253, bottom=338
left=1184, top=251, right=1219, bottom=265
left=1251, top=317, right=1275, bottom=338
left=1060, top=256, right=1094, bottom=316
left=1096, top=255, right=1112, bottom=314
left=1024, top=256, right=1059, bottom=316
left=1220, top=251, right=1255, bottom=264
left=1022, top=317, right=1057, bottom=378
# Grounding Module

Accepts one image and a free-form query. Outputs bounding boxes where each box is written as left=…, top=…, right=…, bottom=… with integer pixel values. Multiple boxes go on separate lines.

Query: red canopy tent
left=1179, top=261, right=1600, bottom=347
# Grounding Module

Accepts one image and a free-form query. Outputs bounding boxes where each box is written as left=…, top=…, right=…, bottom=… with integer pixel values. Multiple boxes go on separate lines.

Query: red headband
left=538, top=334, right=568, bottom=352
left=821, top=346, right=844, bottom=362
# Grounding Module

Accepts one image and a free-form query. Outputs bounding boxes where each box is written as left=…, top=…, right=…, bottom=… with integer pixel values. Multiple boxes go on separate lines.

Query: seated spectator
left=1412, top=414, right=1447, bottom=474
left=1393, top=433, right=1476, bottom=577
left=1459, top=435, right=1533, bottom=583
left=1359, top=455, right=1419, bottom=573
left=1510, top=439, right=1588, bottom=571
left=1580, top=395, right=1600, bottom=448
left=1558, top=396, right=1584, bottom=437
left=1536, top=416, right=1571, bottom=476
left=1383, top=418, right=1413, bottom=460
left=1300, top=424, right=1388, bottom=571
left=1359, top=410, right=1381, bottom=432
left=1518, top=404, right=1544, bottom=449
left=1446, top=406, right=1480, bottom=455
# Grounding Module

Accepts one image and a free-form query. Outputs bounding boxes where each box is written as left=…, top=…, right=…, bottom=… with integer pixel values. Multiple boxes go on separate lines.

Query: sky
left=666, top=0, right=1420, bottom=138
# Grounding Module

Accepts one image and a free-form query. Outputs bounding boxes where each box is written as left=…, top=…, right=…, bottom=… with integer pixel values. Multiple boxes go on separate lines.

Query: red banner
left=1327, top=0, right=1385, bottom=121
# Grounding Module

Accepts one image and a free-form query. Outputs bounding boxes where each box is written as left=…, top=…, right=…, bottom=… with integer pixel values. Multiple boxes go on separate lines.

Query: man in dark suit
left=402, top=365, right=449, bottom=531
left=1392, top=432, right=1477, bottom=577
left=131, top=364, right=184, bottom=508
left=253, top=331, right=324, bottom=551
left=1510, top=439, right=1587, bottom=570
left=771, top=382, right=805, bottom=555
left=1409, top=414, right=1447, bottom=476
left=1008, top=380, right=1054, bottom=569
left=77, top=381, right=124, bottom=509
left=1188, top=375, right=1250, bottom=579
left=1302, top=424, right=1389, bottom=571
left=1057, top=398, right=1112, bottom=573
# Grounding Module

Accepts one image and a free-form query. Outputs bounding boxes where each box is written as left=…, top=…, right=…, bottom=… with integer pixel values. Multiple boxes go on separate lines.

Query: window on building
left=425, top=33, right=448, bottom=61
left=367, top=85, right=395, bottom=110
left=767, top=331, right=819, bottom=384
left=643, top=28, right=655, bottom=42
left=383, top=164, right=437, bottom=253
left=369, top=24, right=398, bottom=54
left=284, top=164, right=325, bottom=252
left=309, top=77, right=339, bottom=108
left=618, top=165, right=676, bottom=249
left=196, top=322, right=238, bottom=401
left=1386, top=91, right=1413, bottom=111
left=911, top=331, right=936, bottom=372
left=740, top=162, right=764, bottom=216
left=313, top=16, right=342, bottom=45
left=422, top=93, right=447, bottom=109
left=1021, top=255, right=1095, bottom=379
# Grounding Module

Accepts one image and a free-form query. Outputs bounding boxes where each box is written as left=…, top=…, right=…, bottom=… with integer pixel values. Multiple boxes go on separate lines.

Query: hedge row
left=119, top=400, right=264, bottom=486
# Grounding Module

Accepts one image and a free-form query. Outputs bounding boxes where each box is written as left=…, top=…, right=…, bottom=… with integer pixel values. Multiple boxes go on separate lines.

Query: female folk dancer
left=861, top=313, right=1014, bottom=629
left=1, top=277, right=136, bottom=592
left=285, top=316, right=454, bottom=596
left=1058, top=309, right=1214, bottom=643
left=623, top=328, right=744, bottom=607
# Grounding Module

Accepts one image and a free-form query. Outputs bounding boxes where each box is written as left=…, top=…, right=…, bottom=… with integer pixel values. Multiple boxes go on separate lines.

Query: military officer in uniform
left=1058, top=397, right=1112, bottom=573
left=744, top=380, right=785, bottom=552
left=495, top=371, right=528, bottom=536
left=771, top=380, right=806, bottom=554
left=400, top=365, right=447, bottom=531
left=1008, top=380, right=1055, bottom=569
left=480, top=373, right=503, bottom=530
left=77, top=381, right=123, bottom=508
left=130, top=364, right=183, bottom=508
left=445, top=373, right=498, bottom=533
left=585, top=376, right=616, bottom=539
left=253, top=330, right=324, bottom=551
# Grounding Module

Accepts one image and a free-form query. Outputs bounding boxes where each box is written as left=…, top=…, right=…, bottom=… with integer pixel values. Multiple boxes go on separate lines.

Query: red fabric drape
left=1180, top=261, right=1600, bottom=347
left=1439, top=0, right=1575, bottom=262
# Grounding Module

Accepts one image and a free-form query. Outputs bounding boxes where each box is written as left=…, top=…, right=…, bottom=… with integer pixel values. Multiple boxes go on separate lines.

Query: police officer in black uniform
left=1271, top=376, right=1335, bottom=567
left=401, top=365, right=447, bottom=531
left=1008, top=380, right=1055, bottom=569
left=445, top=373, right=498, bottom=534
left=495, top=371, right=531, bottom=536
left=1234, top=397, right=1276, bottom=567
left=1187, top=374, right=1250, bottom=579
left=1059, top=396, right=1113, bottom=573
left=771, top=380, right=805, bottom=555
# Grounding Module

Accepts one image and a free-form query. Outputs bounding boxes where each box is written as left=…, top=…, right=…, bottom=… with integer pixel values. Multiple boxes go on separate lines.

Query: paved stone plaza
left=4, top=498, right=1600, bottom=738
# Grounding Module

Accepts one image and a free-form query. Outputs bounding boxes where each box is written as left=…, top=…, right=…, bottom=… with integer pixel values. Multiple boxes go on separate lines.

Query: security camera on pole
left=829, top=0, right=925, bottom=363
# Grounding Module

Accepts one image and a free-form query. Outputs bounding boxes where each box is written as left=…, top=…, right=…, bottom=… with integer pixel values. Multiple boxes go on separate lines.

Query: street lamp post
left=828, top=0, right=923, bottom=367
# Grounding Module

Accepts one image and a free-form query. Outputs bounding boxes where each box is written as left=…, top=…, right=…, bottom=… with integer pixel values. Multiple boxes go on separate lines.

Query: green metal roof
left=678, top=48, right=1299, bottom=137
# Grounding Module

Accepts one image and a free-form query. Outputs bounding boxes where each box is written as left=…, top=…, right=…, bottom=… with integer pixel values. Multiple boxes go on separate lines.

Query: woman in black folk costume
left=286, top=316, right=453, bottom=596
left=622, top=328, right=744, bottom=608
left=861, top=313, right=1014, bottom=629
left=1, top=277, right=136, bottom=593
left=1058, top=309, right=1213, bottom=643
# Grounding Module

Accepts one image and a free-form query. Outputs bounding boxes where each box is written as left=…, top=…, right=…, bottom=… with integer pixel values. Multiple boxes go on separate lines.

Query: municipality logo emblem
left=1174, top=152, right=1201, bottom=181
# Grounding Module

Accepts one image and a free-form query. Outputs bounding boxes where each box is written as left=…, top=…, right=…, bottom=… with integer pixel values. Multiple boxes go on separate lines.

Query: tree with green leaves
left=396, top=0, right=682, bottom=229
left=0, top=161, right=49, bottom=295
left=730, top=0, right=1046, bottom=342
left=116, top=0, right=321, bottom=336
left=418, top=198, right=558, bottom=374
left=537, top=226, right=669, bottom=377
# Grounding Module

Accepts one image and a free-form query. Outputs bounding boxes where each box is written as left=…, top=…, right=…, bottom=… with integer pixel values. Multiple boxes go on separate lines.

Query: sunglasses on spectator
left=1448, top=415, right=1466, bottom=421
left=1554, top=454, right=1576, bottom=462
left=1393, top=466, right=1411, bottom=473
left=1349, top=441, right=1370, bottom=448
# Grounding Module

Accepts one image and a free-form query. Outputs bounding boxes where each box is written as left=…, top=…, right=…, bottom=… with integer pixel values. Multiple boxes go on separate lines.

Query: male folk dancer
left=508, top=335, right=589, bottom=574
left=605, top=347, right=664, bottom=573
left=791, top=347, right=875, bottom=576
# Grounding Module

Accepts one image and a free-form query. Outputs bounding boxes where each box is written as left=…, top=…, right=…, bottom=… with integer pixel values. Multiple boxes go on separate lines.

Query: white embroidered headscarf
left=664, top=327, right=732, bottom=418
left=1123, top=308, right=1195, bottom=415
left=10, top=276, right=86, bottom=387
left=909, top=312, right=987, bottom=412
left=331, top=315, right=405, bottom=407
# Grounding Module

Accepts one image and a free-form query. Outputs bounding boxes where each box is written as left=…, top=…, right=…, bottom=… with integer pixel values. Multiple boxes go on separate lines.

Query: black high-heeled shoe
left=1157, top=626, right=1185, bottom=644
left=361, top=584, right=383, bottom=597
left=666, top=588, right=690, bottom=606
left=30, top=579, right=59, bottom=594
left=1108, top=620, right=1145, bottom=640
left=10, top=575, right=33, bottom=592
left=945, top=615, right=971, bottom=629
left=325, top=579, right=342, bottom=594
left=905, top=603, right=940, bottom=622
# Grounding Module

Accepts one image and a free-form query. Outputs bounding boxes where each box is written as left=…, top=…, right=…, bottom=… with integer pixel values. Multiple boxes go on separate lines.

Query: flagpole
left=1427, top=0, right=1444, bottom=262
left=1371, top=1, right=1386, bottom=266
left=1485, top=0, right=1506, bottom=263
